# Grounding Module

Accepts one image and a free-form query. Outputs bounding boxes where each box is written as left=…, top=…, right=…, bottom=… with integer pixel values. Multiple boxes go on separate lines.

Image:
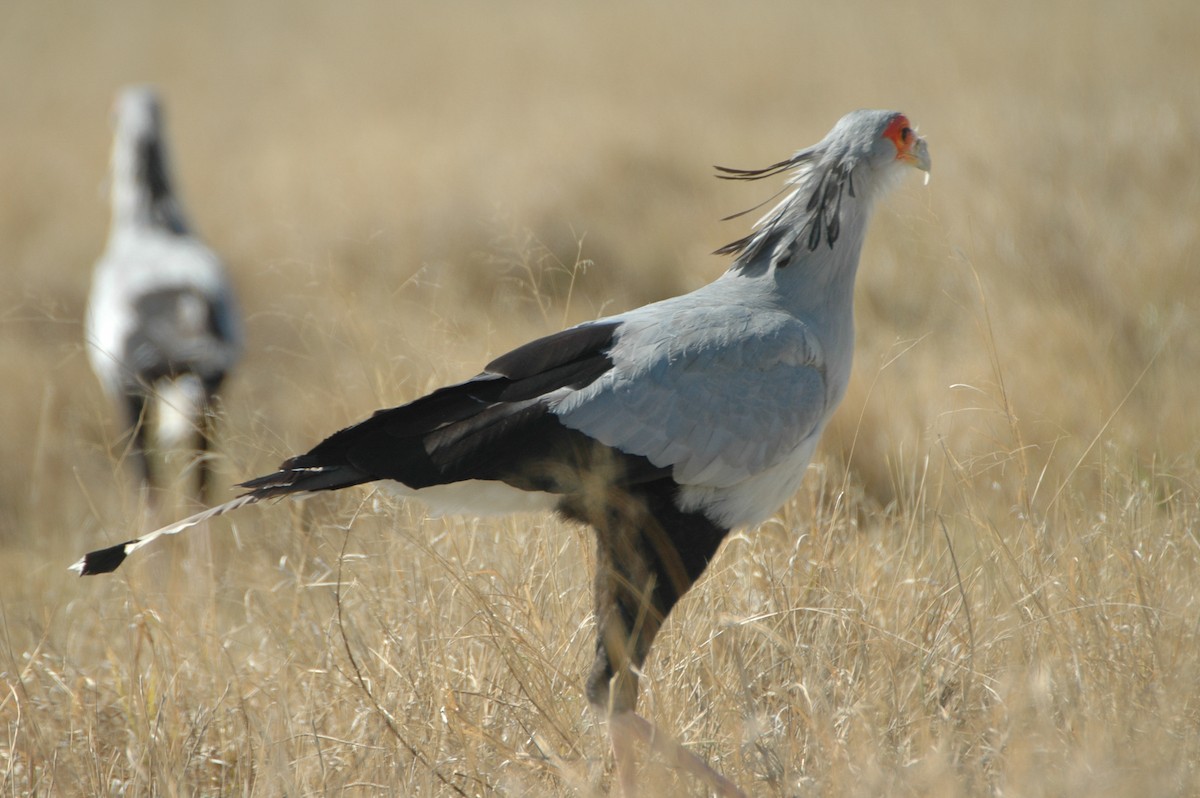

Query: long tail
left=70, top=493, right=262, bottom=575
left=70, top=461, right=370, bottom=576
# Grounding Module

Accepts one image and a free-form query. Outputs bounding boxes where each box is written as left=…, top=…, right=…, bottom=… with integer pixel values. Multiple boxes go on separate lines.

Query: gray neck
left=722, top=195, right=869, bottom=317
left=716, top=202, right=870, bottom=400
left=111, top=135, right=189, bottom=236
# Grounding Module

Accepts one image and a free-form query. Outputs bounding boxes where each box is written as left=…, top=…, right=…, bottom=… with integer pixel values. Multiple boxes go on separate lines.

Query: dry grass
left=4, top=0, right=1200, bottom=794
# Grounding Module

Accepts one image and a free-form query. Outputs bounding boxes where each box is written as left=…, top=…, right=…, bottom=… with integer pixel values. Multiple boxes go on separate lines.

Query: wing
left=239, top=319, right=669, bottom=499
left=551, top=305, right=830, bottom=488
left=125, top=286, right=239, bottom=383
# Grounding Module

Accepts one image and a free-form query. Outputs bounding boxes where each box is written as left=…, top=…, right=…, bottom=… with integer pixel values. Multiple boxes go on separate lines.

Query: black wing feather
left=244, top=321, right=658, bottom=497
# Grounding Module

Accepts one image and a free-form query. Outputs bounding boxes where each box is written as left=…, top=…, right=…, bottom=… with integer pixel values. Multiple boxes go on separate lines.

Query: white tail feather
left=70, top=492, right=264, bottom=575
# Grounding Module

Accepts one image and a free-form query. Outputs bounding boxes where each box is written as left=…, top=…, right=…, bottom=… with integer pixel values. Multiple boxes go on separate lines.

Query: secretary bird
left=85, top=86, right=242, bottom=504
left=74, top=109, right=930, bottom=795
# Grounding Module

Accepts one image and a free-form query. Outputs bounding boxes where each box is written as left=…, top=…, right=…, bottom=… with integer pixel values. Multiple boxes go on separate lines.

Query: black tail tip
left=70, top=542, right=131, bottom=576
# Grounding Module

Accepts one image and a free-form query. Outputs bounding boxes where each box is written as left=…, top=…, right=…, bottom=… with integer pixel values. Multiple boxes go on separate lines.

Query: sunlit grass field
left=3, top=0, right=1200, bottom=794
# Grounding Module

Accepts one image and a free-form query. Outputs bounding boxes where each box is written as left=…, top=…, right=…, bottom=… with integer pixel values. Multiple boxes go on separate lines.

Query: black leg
left=584, top=489, right=661, bottom=714
left=562, top=481, right=730, bottom=714
left=195, top=398, right=214, bottom=505
left=195, top=376, right=228, bottom=505
left=564, top=483, right=742, bottom=797
left=123, top=392, right=154, bottom=492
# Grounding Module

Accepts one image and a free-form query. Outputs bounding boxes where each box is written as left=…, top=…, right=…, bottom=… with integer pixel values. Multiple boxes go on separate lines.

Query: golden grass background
left=3, top=0, right=1200, bottom=794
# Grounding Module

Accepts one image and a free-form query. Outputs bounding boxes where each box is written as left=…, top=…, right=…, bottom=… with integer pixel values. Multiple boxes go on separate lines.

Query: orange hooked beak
left=884, top=114, right=931, bottom=175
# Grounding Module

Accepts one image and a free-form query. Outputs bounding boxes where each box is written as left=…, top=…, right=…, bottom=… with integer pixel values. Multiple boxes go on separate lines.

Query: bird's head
left=828, top=109, right=931, bottom=195
left=716, top=110, right=930, bottom=264
left=113, top=86, right=164, bottom=141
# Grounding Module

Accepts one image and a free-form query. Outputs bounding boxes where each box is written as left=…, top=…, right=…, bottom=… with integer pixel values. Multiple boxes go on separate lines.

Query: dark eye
left=901, top=127, right=913, bottom=142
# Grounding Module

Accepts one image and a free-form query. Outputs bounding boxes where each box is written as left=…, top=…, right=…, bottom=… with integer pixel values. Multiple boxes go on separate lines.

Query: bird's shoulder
left=607, top=292, right=825, bottom=376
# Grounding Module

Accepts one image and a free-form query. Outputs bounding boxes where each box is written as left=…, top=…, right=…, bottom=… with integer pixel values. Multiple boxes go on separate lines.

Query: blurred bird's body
left=77, top=109, right=929, bottom=796
left=86, top=86, right=242, bottom=504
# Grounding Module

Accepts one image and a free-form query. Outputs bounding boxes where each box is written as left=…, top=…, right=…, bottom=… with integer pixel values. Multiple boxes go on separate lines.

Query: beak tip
left=912, top=139, right=931, bottom=178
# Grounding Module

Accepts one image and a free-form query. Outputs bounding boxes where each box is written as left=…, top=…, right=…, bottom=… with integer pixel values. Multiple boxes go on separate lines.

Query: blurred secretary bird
left=86, top=87, right=242, bottom=504
left=75, top=110, right=929, bottom=795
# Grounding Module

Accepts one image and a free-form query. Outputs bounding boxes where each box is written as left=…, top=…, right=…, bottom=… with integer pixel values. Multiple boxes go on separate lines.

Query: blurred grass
left=3, top=0, right=1200, bottom=794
